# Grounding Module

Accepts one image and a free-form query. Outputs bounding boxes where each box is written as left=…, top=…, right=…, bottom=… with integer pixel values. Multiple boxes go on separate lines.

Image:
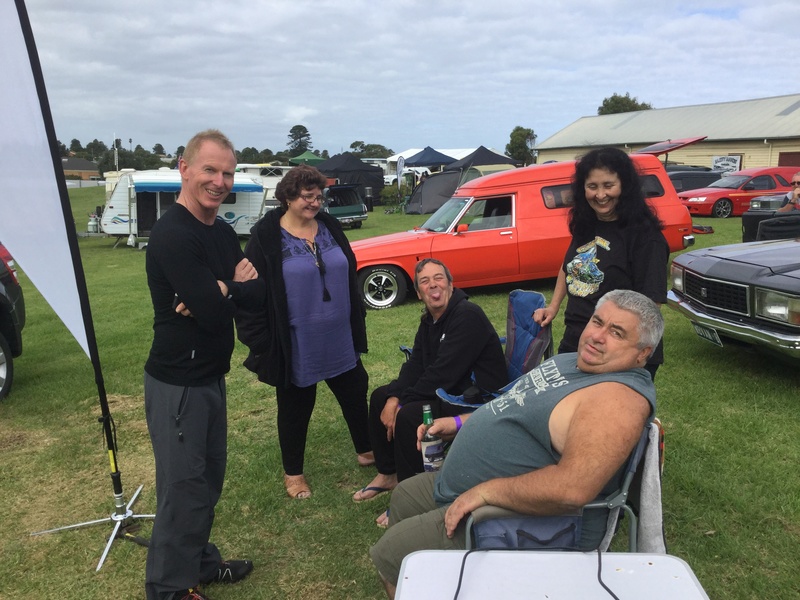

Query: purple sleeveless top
left=281, top=221, right=357, bottom=387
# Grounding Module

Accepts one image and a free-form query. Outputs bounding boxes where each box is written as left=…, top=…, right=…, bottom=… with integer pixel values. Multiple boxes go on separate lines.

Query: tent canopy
left=289, top=150, right=325, bottom=165
left=404, top=171, right=461, bottom=214
left=316, top=152, right=384, bottom=199
left=404, top=146, right=456, bottom=167
left=445, top=146, right=518, bottom=170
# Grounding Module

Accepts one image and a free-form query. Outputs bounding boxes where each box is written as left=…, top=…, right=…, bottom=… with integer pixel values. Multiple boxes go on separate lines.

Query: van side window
left=222, top=192, right=237, bottom=205
left=463, top=196, right=512, bottom=230
left=542, top=185, right=573, bottom=208
left=640, top=175, right=665, bottom=198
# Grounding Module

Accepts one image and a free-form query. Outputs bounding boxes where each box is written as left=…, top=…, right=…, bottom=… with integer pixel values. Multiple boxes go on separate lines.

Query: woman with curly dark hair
left=533, top=147, right=669, bottom=379
left=236, top=165, right=373, bottom=499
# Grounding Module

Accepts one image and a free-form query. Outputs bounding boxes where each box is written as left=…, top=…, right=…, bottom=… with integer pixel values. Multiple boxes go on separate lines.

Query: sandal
left=376, top=509, right=390, bottom=529
left=357, top=451, right=375, bottom=467
left=284, top=474, right=311, bottom=499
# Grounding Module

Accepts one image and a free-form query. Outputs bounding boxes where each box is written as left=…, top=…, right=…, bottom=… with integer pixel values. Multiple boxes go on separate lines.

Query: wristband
left=453, top=415, right=462, bottom=431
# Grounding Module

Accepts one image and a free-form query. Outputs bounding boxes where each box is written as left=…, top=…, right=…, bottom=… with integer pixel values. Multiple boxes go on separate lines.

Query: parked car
left=678, top=167, right=796, bottom=218
left=323, top=183, right=368, bottom=229
left=668, top=239, right=800, bottom=361
left=741, top=194, right=791, bottom=242
left=667, top=170, right=725, bottom=193
left=0, top=242, right=25, bottom=398
left=352, top=153, right=695, bottom=309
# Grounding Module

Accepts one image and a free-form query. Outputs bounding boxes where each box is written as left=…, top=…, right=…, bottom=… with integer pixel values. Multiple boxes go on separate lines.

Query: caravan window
left=222, top=192, right=237, bottom=205
left=260, top=167, right=288, bottom=177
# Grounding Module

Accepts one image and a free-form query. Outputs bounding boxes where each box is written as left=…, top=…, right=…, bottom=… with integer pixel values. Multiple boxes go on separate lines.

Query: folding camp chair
left=464, top=420, right=666, bottom=553
left=435, top=290, right=553, bottom=408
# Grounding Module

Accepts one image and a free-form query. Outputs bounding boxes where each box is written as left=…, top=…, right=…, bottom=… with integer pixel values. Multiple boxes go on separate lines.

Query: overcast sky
left=23, top=0, right=800, bottom=158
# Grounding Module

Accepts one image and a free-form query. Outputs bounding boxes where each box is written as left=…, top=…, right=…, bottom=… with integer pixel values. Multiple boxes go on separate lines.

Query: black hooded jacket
left=387, top=288, right=508, bottom=405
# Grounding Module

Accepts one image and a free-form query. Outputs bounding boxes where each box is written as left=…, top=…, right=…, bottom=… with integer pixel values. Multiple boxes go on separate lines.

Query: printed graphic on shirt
left=490, top=357, right=568, bottom=414
left=566, top=237, right=610, bottom=297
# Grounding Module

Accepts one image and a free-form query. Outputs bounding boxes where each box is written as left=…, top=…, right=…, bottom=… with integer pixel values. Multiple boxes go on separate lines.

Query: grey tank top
left=434, top=352, right=656, bottom=505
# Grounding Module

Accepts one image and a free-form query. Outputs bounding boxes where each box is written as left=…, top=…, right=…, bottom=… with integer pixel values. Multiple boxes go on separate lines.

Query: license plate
left=691, top=322, right=723, bottom=347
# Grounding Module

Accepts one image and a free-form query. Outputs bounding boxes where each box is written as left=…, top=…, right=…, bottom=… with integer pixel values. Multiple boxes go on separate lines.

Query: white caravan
left=100, top=169, right=268, bottom=244
left=236, top=163, right=294, bottom=209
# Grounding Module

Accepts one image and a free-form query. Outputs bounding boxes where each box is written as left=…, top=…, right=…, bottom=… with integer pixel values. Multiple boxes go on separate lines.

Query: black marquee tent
left=404, top=146, right=456, bottom=167
left=315, top=152, right=384, bottom=199
left=404, top=171, right=462, bottom=214
left=405, top=146, right=520, bottom=214
left=445, top=145, right=518, bottom=171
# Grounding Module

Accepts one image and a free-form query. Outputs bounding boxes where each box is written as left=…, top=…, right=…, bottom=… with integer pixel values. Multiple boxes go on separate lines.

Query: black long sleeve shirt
left=145, top=204, right=264, bottom=386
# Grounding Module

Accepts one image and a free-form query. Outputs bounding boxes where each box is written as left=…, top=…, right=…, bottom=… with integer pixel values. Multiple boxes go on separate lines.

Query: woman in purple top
left=236, top=165, right=372, bottom=499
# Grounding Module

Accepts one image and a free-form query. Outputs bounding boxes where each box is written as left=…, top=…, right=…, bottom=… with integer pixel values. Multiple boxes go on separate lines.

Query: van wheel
left=712, top=198, right=733, bottom=218
left=358, top=266, right=407, bottom=309
left=352, top=222, right=363, bottom=229
left=0, top=332, right=13, bottom=399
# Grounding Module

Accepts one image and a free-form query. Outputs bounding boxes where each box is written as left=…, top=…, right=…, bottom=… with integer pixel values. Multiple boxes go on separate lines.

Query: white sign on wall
left=712, top=155, right=742, bottom=172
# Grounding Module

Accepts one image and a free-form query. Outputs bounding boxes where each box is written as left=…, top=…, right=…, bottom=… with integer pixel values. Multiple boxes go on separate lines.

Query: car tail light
left=1, top=257, right=19, bottom=285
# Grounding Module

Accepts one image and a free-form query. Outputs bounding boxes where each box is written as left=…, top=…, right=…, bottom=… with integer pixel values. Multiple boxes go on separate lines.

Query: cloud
left=22, top=0, right=800, bottom=157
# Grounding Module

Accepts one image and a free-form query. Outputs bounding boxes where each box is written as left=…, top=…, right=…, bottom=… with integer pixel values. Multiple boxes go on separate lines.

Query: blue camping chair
left=435, top=290, right=553, bottom=408
left=464, top=421, right=666, bottom=553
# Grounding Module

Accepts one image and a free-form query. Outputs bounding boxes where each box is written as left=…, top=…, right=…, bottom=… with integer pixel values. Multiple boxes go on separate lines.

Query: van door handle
left=500, top=230, right=513, bottom=236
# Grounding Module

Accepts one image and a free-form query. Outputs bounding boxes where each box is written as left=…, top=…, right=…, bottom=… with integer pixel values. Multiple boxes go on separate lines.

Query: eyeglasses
left=791, top=181, right=800, bottom=186
left=299, top=193, right=324, bottom=203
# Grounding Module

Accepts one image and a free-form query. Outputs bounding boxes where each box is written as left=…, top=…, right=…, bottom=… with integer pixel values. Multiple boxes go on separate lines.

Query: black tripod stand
left=31, top=412, right=154, bottom=571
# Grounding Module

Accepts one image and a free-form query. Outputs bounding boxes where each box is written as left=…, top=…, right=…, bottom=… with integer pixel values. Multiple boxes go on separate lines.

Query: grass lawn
left=1, top=187, right=798, bottom=599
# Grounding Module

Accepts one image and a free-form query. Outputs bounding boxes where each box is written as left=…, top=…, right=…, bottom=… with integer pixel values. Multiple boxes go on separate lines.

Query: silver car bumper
left=667, top=290, right=800, bottom=359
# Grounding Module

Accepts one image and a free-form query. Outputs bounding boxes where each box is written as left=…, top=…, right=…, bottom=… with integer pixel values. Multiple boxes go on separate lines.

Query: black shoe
left=201, top=559, right=253, bottom=585
left=175, top=588, right=210, bottom=600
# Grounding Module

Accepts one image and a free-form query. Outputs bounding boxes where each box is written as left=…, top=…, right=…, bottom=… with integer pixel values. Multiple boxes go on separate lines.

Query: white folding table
left=396, top=550, right=709, bottom=599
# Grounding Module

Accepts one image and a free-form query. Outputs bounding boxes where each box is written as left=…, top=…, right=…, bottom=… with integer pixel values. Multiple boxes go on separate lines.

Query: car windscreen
left=420, top=197, right=470, bottom=232
left=708, top=175, right=748, bottom=189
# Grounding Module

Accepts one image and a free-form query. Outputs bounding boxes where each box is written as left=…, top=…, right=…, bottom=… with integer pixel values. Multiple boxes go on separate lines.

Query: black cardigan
left=235, top=208, right=367, bottom=387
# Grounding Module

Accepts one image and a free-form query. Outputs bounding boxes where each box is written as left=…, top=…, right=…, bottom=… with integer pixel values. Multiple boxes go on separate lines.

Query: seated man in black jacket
left=353, top=259, right=508, bottom=524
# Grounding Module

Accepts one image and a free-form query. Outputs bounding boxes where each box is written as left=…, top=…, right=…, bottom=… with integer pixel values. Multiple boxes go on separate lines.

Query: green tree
left=175, top=145, right=185, bottom=158
left=152, top=143, right=165, bottom=155
left=597, top=92, right=653, bottom=115
left=56, top=140, right=68, bottom=157
left=349, top=141, right=393, bottom=158
left=287, top=125, right=312, bottom=155
left=97, top=145, right=163, bottom=175
left=505, top=126, right=536, bottom=165
left=85, top=139, right=108, bottom=161
left=238, top=147, right=262, bottom=164
left=69, top=138, right=83, bottom=153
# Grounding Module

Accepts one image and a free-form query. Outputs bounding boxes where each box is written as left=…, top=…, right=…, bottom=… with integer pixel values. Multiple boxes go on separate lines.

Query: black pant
left=144, top=373, right=226, bottom=599
left=369, top=386, right=466, bottom=482
left=275, top=359, right=370, bottom=475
